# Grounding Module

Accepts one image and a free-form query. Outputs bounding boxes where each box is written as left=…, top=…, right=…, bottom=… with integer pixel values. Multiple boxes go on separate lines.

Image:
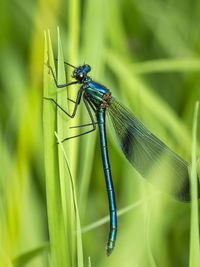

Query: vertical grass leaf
left=189, top=101, right=200, bottom=267
left=55, top=131, right=83, bottom=267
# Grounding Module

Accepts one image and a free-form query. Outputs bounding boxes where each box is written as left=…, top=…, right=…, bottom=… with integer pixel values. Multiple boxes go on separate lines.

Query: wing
left=107, top=97, right=199, bottom=201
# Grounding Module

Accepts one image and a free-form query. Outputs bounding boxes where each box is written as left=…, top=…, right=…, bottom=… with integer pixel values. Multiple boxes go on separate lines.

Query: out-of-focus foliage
left=0, top=0, right=199, bottom=266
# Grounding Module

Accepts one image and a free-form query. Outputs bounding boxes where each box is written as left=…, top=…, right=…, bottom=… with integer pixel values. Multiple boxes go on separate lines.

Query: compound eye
left=84, top=64, right=91, bottom=73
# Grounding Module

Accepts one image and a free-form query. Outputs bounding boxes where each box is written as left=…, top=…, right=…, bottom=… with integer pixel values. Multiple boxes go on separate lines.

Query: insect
left=44, top=61, right=200, bottom=256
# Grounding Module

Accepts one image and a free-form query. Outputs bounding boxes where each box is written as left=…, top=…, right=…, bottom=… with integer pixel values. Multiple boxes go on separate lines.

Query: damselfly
left=44, top=62, right=200, bottom=256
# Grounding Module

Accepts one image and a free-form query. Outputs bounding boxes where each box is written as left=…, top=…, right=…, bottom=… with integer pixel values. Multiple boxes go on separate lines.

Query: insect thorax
left=84, top=81, right=112, bottom=108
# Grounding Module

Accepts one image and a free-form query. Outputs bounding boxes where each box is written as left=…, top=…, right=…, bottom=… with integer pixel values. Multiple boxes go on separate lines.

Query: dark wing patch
left=108, top=97, right=199, bottom=201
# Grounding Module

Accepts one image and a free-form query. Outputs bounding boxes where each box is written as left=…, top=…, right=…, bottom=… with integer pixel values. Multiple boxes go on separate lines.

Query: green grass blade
left=131, top=58, right=200, bottom=74
left=189, top=101, right=200, bottom=267
left=55, top=131, right=83, bottom=267
left=56, top=27, right=72, bottom=263
left=67, top=0, right=81, bottom=178
left=43, top=30, right=60, bottom=266
left=43, top=30, right=70, bottom=266
left=44, top=29, right=84, bottom=267
left=81, top=197, right=151, bottom=233
left=68, top=0, right=80, bottom=63
left=88, top=256, right=91, bottom=267
left=12, top=243, right=49, bottom=267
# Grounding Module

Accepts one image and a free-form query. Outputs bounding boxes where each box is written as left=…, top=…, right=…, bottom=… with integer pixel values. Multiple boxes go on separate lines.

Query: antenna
left=63, top=61, right=76, bottom=69
left=55, top=59, right=76, bottom=69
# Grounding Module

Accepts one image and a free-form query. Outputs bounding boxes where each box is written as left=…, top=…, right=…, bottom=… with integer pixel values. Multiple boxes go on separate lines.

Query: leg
left=65, top=97, right=98, bottom=128
left=48, top=65, right=78, bottom=88
left=87, top=98, right=96, bottom=112
left=61, top=94, right=96, bottom=142
left=67, top=95, right=82, bottom=105
left=70, top=122, right=98, bottom=129
left=67, top=96, right=98, bottom=127
left=43, top=87, right=84, bottom=118
left=67, top=98, right=76, bottom=104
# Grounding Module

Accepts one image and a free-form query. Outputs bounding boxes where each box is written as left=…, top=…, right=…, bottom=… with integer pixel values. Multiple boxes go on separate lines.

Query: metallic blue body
left=45, top=62, right=200, bottom=256
left=84, top=79, right=117, bottom=255
left=74, top=66, right=117, bottom=255
left=97, top=108, right=117, bottom=255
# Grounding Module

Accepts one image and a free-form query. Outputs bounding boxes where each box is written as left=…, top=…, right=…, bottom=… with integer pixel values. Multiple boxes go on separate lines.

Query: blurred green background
left=1, top=0, right=200, bottom=266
